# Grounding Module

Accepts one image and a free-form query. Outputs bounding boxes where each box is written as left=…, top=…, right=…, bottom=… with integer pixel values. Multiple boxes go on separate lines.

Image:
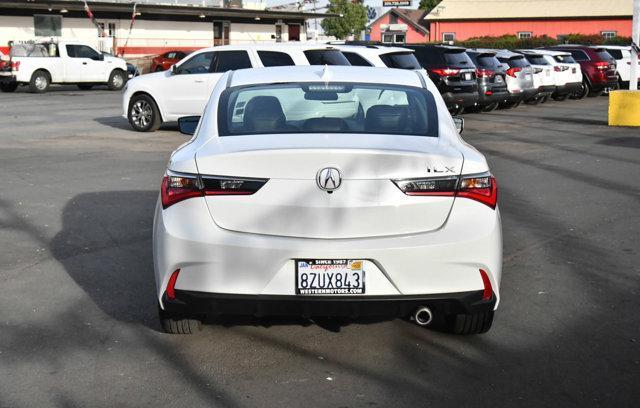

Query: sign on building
left=382, top=0, right=411, bottom=6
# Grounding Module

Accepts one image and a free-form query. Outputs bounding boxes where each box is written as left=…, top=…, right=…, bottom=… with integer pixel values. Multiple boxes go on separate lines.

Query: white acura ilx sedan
left=153, top=65, right=502, bottom=335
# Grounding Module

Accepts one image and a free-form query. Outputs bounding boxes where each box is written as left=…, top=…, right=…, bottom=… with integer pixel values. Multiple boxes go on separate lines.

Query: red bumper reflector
left=166, top=269, right=181, bottom=300
left=479, top=269, right=493, bottom=300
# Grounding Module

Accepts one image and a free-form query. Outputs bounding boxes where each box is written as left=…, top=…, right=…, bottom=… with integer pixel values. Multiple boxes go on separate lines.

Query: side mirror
left=453, top=117, right=464, bottom=134
left=178, top=116, right=200, bottom=136
left=171, top=64, right=178, bottom=75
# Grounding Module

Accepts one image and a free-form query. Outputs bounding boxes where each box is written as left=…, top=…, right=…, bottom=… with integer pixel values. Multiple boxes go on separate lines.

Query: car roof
left=600, top=45, right=630, bottom=50
left=493, top=49, right=525, bottom=58
left=228, top=65, right=425, bottom=88
left=334, top=44, right=414, bottom=55
left=533, top=49, right=572, bottom=56
left=191, top=43, right=341, bottom=54
left=407, top=44, right=467, bottom=52
left=465, top=48, right=497, bottom=56
left=514, top=49, right=545, bottom=56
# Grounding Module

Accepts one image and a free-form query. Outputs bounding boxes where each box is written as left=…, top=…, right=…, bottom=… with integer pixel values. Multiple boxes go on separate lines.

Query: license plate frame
left=295, top=259, right=365, bottom=295
left=463, top=72, right=472, bottom=81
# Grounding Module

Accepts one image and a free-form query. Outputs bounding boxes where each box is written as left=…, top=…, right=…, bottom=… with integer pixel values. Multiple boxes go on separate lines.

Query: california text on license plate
left=296, top=259, right=365, bottom=295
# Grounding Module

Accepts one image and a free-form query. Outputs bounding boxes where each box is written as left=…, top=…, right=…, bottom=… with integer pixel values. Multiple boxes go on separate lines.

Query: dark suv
left=406, top=44, right=479, bottom=115
left=465, top=49, right=509, bottom=112
left=546, top=45, right=617, bottom=98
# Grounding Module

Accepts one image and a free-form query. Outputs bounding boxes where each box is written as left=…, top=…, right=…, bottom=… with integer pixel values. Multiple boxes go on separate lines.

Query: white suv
left=332, top=44, right=423, bottom=69
left=601, top=45, right=639, bottom=89
left=123, top=44, right=350, bottom=131
left=529, top=49, right=583, bottom=101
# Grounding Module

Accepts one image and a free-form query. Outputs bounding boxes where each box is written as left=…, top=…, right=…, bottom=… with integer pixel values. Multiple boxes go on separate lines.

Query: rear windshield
left=379, top=52, right=421, bottom=69
left=470, top=54, right=502, bottom=69
left=525, top=55, right=549, bottom=65
left=218, top=82, right=438, bottom=137
left=343, top=52, right=373, bottom=66
left=605, top=49, right=623, bottom=59
left=503, top=56, right=530, bottom=68
left=554, top=54, right=576, bottom=64
left=304, top=50, right=350, bottom=66
left=593, top=49, right=614, bottom=61
left=443, top=51, right=474, bottom=67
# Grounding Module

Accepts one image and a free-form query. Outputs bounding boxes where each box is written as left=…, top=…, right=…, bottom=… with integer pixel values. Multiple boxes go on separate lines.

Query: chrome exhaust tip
left=413, top=306, right=433, bottom=326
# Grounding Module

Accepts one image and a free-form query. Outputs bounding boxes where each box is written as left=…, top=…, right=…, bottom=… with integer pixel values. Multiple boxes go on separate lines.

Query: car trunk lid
left=194, top=134, right=464, bottom=239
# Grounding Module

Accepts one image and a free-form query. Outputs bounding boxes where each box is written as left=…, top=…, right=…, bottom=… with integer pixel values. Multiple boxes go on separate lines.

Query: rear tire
left=481, top=102, right=499, bottom=112
left=0, top=82, right=18, bottom=92
left=107, top=69, right=126, bottom=91
left=155, top=66, right=164, bottom=72
left=128, top=93, right=162, bottom=132
left=464, top=105, right=483, bottom=113
left=448, top=310, right=494, bottom=335
left=448, top=105, right=464, bottom=116
left=159, top=305, right=201, bottom=334
left=570, top=80, right=589, bottom=99
left=29, top=70, right=50, bottom=93
left=77, top=84, right=93, bottom=90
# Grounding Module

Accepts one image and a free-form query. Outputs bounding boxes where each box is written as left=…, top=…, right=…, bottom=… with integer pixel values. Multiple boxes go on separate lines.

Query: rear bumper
left=477, top=86, right=509, bottom=105
left=555, top=82, right=582, bottom=95
left=441, top=91, right=479, bottom=108
left=153, top=198, right=503, bottom=309
left=163, top=290, right=497, bottom=318
left=0, top=73, right=16, bottom=83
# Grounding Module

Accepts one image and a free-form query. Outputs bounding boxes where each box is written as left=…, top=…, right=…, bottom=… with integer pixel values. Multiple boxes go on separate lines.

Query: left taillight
left=161, top=172, right=268, bottom=209
left=392, top=173, right=498, bottom=209
left=161, top=174, right=202, bottom=209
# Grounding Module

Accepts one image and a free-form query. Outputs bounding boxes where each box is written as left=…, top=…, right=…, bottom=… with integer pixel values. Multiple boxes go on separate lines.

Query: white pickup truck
left=0, top=40, right=128, bottom=93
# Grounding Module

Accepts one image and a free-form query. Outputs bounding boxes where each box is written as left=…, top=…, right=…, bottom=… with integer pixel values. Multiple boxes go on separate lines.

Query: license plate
left=572, top=68, right=576, bottom=73
left=296, top=259, right=365, bottom=295
left=463, top=72, right=472, bottom=80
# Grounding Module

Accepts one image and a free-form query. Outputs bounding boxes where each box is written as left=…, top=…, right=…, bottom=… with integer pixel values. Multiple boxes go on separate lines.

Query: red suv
left=151, top=50, right=189, bottom=72
left=546, top=45, right=617, bottom=98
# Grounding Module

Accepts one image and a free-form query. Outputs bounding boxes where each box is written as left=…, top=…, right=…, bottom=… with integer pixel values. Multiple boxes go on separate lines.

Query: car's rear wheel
left=524, top=96, right=541, bottom=105
left=158, top=305, right=201, bottom=334
left=77, top=84, right=93, bottom=90
left=448, top=105, right=464, bottom=116
left=481, top=102, right=499, bottom=112
left=447, top=310, right=494, bottom=335
left=155, top=66, right=164, bottom=72
left=464, top=105, right=483, bottom=113
left=0, top=82, right=18, bottom=92
left=29, top=70, right=50, bottom=93
left=128, top=94, right=162, bottom=132
left=570, top=81, right=589, bottom=99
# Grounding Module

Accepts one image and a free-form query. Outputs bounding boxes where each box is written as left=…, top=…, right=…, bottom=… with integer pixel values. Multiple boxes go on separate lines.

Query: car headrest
left=365, top=105, right=408, bottom=133
left=243, top=96, right=286, bottom=132
left=303, top=117, right=350, bottom=132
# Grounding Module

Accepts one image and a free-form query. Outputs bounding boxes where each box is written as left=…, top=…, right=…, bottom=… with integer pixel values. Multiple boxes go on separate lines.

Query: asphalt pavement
left=1, top=85, right=638, bottom=407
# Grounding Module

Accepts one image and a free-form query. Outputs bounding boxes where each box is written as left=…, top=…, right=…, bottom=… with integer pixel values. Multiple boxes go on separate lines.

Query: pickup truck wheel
left=0, top=82, right=18, bottom=92
left=108, top=69, right=126, bottom=91
left=128, top=94, right=161, bottom=132
left=29, top=70, right=50, bottom=93
left=77, top=84, right=93, bottom=90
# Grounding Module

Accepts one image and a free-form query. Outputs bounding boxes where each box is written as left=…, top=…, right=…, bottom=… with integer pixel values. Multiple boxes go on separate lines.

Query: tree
left=419, top=0, right=441, bottom=12
left=321, top=0, right=368, bottom=40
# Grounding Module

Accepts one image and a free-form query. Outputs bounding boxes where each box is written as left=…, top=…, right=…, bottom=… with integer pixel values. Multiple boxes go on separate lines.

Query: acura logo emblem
left=316, top=167, right=342, bottom=192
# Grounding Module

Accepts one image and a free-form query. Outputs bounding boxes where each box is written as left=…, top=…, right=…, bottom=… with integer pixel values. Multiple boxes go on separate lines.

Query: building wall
left=369, top=13, right=428, bottom=44
left=0, top=15, right=306, bottom=56
left=428, top=18, right=633, bottom=42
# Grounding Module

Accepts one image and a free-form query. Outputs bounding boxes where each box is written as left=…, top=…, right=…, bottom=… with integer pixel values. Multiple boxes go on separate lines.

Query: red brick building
left=368, top=8, right=428, bottom=44
left=425, top=0, right=633, bottom=43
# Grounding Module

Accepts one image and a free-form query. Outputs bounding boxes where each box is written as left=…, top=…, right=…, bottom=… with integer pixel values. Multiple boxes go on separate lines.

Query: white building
left=0, top=0, right=331, bottom=57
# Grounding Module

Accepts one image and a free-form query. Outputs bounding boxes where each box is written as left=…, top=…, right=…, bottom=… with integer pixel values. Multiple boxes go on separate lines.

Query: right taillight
left=430, top=67, right=461, bottom=77
left=476, top=68, right=495, bottom=78
left=161, top=172, right=268, bottom=209
left=10, top=61, right=20, bottom=71
left=392, top=173, right=498, bottom=209
left=458, top=174, right=498, bottom=209
left=506, top=67, right=522, bottom=77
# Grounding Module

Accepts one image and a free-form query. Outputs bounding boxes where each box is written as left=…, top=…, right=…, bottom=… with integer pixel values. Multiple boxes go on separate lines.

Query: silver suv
left=493, top=50, right=537, bottom=108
